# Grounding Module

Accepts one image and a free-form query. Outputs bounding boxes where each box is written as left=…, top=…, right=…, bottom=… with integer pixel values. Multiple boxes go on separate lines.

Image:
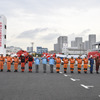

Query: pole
left=31, top=42, right=34, bottom=53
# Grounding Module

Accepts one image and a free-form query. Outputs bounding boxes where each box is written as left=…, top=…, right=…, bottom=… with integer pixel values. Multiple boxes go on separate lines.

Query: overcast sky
left=1, top=0, right=100, bottom=50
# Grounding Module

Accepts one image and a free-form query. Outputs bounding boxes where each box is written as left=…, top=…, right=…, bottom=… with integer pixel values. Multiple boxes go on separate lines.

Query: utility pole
left=31, top=42, right=34, bottom=54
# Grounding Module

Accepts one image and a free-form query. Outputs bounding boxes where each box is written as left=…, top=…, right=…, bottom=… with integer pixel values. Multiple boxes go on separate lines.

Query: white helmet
left=29, top=53, right=32, bottom=55
left=36, top=55, right=38, bottom=57
left=22, top=54, right=24, bottom=56
left=8, top=53, right=11, bottom=56
left=51, top=55, right=53, bottom=57
left=15, top=54, right=17, bottom=57
left=44, top=54, right=46, bottom=57
left=90, top=55, right=93, bottom=58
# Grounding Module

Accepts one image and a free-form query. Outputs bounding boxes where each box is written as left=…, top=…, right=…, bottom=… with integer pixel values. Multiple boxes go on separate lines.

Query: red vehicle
left=41, top=53, right=56, bottom=61
left=88, top=51, right=100, bottom=58
left=17, top=50, right=29, bottom=63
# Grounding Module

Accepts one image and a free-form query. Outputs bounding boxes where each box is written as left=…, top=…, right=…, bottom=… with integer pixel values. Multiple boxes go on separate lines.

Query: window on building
left=4, top=44, right=6, bottom=48
left=5, top=25, right=7, bottom=29
left=4, top=35, right=6, bottom=39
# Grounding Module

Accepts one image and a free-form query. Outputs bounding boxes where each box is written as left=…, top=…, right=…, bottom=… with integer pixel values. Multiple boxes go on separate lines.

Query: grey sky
left=1, top=0, right=100, bottom=50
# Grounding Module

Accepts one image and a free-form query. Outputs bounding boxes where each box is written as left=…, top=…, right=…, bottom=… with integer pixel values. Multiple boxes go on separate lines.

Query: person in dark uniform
left=88, top=55, right=94, bottom=74
left=28, top=53, right=33, bottom=72
left=95, top=56, right=100, bottom=74
left=20, top=54, right=26, bottom=72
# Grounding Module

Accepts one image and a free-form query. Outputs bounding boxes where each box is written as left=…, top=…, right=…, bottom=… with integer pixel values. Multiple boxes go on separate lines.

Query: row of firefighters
left=0, top=54, right=100, bottom=74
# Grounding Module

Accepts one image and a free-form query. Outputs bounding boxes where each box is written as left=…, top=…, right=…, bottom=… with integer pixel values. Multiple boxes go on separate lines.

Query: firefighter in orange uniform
left=6, top=54, right=12, bottom=72
left=76, top=56, right=82, bottom=74
left=0, top=54, right=5, bottom=72
left=20, top=54, right=26, bottom=72
left=83, top=56, right=88, bottom=73
left=69, top=57, right=75, bottom=73
left=14, top=55, right=19, bottom=72
left=55, top=56, right=61, bottom=73
left=63, top=57, right=69, bottom=73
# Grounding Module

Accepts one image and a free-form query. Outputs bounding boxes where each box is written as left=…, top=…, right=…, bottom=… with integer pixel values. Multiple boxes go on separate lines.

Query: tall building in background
left=27, top=47, right=33, bottom=52
left=54, top=44, right=59, bottom=52
left=75, top=37, right=82, bottom=49
left=71, top=41, right=76, bottom=47
left=37, top=47, right=48, bottom=54
left=84, top=41, right=89, bottom=50
left=58, top=36, right=68, bottom=53
left=89, top=34, right=96, bottom=50
left=0, top=15, right=7, bottom=56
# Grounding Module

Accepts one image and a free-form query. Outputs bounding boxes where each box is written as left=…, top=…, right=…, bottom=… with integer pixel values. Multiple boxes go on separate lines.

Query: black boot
left=90, top=71, right=93, bottom=74
left=78, top=71, right=81, bottom=74
left=64, top=71, right=66, bottom=73
left=7, top=70, right=9, bottom=72
left=71, top=71, right=73, bottom=73
left=1, top=69, right=3, bottom=72
left=96, top=71, right=99, bottom=74
left=84, top=71, right=87, bottom=74
left=57, top=71, right=59, bottom=73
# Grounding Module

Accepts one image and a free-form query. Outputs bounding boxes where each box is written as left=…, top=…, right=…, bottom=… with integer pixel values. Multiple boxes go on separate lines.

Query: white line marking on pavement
left=80, top=84, right=94, bottom=89
left=64, top=74, right=71, bottom=77
left=70, top=78, right=80, bottom=81
left=64, top=74, right=68, bottom=77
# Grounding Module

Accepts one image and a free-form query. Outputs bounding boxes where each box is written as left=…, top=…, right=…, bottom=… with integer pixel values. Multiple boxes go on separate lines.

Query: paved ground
left=0, top=62, right=100, bottom=100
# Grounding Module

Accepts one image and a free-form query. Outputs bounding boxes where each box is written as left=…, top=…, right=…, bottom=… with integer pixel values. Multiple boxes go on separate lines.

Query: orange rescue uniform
left=76, top=58, right=82, bottom=73
left=14, top=57, right=19, bottom=71
left=0, top=57, right=5, bottom=71
left=6, top=56, right=12, bottom=71
left=83, top=58, right=88, bottom=73
left=63, top=58, right=68, bottom=73
left=69, top=58, right=75, bottom=72
left=55, top=58, right=61, bottom=72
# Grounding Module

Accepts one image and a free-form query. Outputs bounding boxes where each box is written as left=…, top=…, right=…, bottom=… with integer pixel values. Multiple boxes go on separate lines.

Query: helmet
left=44, top=54, right=46, bottom=57
left=15, top=54, right=17, bottom=57
left=8, top=53, right=11, bottom=56
left=51, top=55, right=53, bottom=57
left=29, top=53, right=32, bottom=55
left=90, top=55, right=93, bottom=58
left=36, top=55, right=38, bottom=57
left=22, top=54, right=24, bottom=56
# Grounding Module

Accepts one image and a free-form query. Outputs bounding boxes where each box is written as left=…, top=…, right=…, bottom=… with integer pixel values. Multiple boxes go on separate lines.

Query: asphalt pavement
left=0, top=62, right=100, bottom=100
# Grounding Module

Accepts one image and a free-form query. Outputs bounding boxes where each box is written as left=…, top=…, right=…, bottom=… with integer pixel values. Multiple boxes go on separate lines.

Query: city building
left=54, top=43, right=59, bottom=52
left=37, top=47, right=48, bottom=54
left=89, top=34, right=96, bottom=50
left=62, top=43, right=68, bottom=55
left=75, top=37, right=82, bottom=49
left=62, top=47, right=87, bottom=55
left=84, top=41, right=89, bottom=50
left=92, top=41, right=100, bottom=51
left=71, top=41, right=76, bottom=47
left=6, top=46, right=22, bottom=54
left=27, top=47, right=33, bottom=52
left=58, top=36, right=68, bottom=53
left=0, top=15, right=7, bottom=56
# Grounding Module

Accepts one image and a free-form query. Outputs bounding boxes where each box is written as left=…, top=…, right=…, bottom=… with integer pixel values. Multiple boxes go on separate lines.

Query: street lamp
left=31, top=42, right=34, bottom=53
